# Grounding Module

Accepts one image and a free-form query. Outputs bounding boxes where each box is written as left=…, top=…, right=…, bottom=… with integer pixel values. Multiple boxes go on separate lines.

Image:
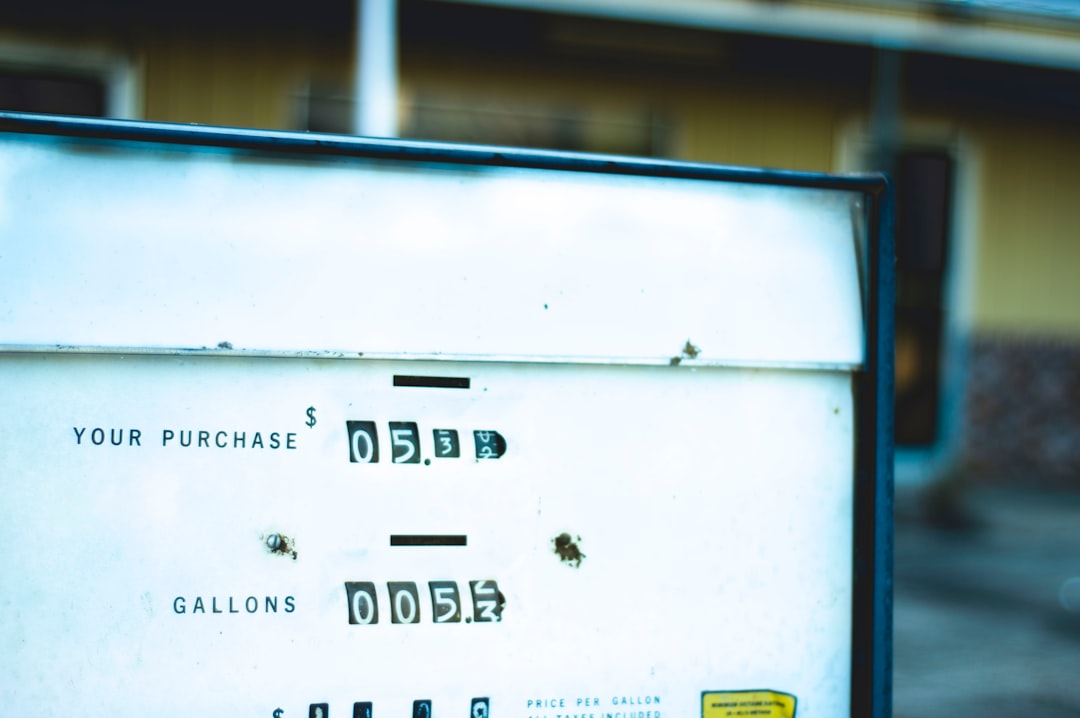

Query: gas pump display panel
left=0, top=115, right=891, bottom=718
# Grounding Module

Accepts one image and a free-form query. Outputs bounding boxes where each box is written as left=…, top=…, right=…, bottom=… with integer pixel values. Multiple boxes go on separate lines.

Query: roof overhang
left=428, top=0, right=1080, bottom=71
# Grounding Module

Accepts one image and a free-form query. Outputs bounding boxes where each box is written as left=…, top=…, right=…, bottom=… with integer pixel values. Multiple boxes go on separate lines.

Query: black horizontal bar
left=390, top=535, right=467, bottom=547
left=393, top=375, right=470, bottom=389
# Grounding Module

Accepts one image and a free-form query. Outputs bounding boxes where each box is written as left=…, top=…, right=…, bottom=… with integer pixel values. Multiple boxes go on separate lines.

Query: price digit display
left=473, top=431, right=506, bottom=460
left=346, top=422, right=506, bottom=465
left=389, top=422, right=421, bottom=464
left=472, top=698, right=490, bottom=718
left=347, top=421, right=380, bottom=463
left=428, top=581, right=461, bottom=623
left=345, top=582, right=379, bottom=625
left=387, top=582, right=421, bottom=624
left=433, top=429, right=460, bottom=458
left=469, top=580, right=503, bottom=622
left=344, top=580, right=503, bottom=625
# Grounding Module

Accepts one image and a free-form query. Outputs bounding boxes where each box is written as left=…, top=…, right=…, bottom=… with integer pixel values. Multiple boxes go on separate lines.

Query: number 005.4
left=344, top=580, right=502, bottom=625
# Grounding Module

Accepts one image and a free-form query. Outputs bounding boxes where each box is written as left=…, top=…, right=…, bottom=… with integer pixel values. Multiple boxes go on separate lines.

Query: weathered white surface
left=0, top=136, right=864, bottom=367
left=0, top=354, right=853, bottom=717
left=0, top=130, right=863, bottom=716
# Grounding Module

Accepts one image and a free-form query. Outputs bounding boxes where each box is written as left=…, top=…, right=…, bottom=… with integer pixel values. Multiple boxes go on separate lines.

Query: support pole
left=869, top=47, right=902, bottom=172
left=354, top=0, right=398, bottom=137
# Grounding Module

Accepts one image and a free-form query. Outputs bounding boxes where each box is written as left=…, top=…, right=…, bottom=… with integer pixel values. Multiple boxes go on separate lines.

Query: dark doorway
left=893, top=149, right=953, bottom=447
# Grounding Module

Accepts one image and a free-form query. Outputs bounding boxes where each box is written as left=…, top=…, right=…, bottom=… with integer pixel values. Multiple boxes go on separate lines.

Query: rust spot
left=265, top=533, right=298, bottom=560
left=553, top=532, right=585, bottom=567
left=671, top=340, right=700, bottom=365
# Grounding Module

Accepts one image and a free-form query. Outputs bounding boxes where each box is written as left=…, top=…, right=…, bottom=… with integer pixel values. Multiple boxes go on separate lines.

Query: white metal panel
left=0, top=354, right=853, bottom=717
left=0, top=126, right=875, bottom=717
left=0, top=136, right=864, bottom=368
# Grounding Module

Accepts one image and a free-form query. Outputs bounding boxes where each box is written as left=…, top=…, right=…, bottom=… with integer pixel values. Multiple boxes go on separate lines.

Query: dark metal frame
left=0, top=111, right=894, bottom=718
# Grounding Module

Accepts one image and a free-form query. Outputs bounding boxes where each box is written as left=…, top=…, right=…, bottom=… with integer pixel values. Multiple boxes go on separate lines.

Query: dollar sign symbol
left=272, top=709, right=284, bottom=718
left=305, top=406, right=317, bottom=428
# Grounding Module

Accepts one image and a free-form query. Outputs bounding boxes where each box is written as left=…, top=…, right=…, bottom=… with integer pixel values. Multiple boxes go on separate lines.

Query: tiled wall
left=964, top=336, right=1080, bottom=483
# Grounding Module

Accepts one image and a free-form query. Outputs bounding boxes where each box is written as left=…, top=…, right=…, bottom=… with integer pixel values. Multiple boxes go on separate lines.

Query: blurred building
left=3, top=0, right=1079, bottom=485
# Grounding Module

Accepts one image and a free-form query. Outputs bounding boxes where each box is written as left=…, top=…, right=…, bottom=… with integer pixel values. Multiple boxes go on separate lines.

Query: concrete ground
left=893, top=486, right=1080, bottom=717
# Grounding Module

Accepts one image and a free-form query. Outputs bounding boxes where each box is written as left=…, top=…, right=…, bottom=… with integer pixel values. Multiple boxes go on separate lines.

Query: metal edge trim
left=0, top=111, right=888, bottom=194
left=0, top=344, right=863, bottom=373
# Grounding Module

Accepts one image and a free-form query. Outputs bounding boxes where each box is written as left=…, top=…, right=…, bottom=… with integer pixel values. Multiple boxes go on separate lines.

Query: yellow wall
left=400, top=52, right=682, bottom=155
left=401, top=52, right=853, bottom=173
left=969, top=116, right=1080, bottom=337
left=141, top=28, right=350, bottom=130
left=676, top=86, right=852, bottom=173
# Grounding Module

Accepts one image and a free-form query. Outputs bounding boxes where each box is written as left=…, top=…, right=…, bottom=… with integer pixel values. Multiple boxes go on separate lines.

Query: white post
left=354, top=0, right=399, bottom=137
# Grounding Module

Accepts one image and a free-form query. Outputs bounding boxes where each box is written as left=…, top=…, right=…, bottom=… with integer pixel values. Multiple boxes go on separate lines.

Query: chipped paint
left=670, top=339, right=701, bottom=366
left=553, top=533, right=585, bottom=567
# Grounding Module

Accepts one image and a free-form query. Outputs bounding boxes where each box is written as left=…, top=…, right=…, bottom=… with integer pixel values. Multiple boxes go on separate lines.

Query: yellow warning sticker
left=702, top=690, right=797, bottom=718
